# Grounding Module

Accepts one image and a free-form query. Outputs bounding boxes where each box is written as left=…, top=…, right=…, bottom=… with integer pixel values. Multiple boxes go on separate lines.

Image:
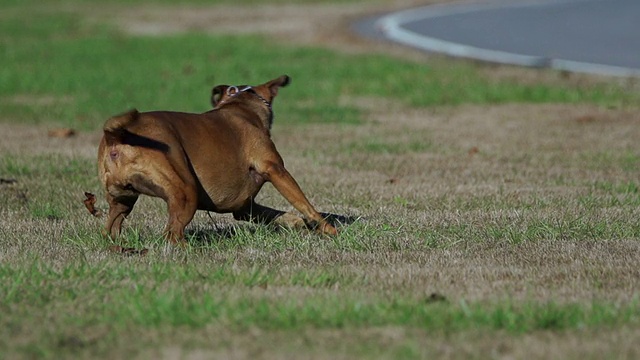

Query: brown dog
left=97, top=75, right=337, bottom=244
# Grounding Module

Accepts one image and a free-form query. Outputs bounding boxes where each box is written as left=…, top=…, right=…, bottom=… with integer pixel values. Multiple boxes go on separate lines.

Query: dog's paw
left=319, top=222, right=338, bottom=236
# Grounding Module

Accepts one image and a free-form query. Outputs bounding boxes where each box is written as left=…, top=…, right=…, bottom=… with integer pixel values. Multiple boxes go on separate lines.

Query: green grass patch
left=416, top=209, right=640, bottom=247
left=344, top=137, right=434, bottom=155
left=0, top=154, right=95, bottom=181
left=30, top=202, right=65, bottom=220
left=2, top=260, right=638, bottom=333
left=1, top=8, right=637, bottom=129
left=594, top=180, right=640, bottom=195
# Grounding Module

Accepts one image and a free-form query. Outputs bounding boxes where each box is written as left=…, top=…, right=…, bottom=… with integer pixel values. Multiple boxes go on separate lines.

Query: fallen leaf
left=575, top=115, right=595, bottom=123
left=468, top=146, right=480, bottom=156
left=83, top=192, right=103, bottom=217
left=48, top=128, right=76, bottom=138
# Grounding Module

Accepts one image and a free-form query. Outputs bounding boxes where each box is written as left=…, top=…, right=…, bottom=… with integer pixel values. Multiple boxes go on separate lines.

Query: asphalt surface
left=354, top=0, right=640, bottom=77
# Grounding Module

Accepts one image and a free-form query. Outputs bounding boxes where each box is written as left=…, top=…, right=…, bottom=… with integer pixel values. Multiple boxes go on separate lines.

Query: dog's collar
left=217, top=85, right=275, bottom=130
left=224, top=85, right=272, bottom=110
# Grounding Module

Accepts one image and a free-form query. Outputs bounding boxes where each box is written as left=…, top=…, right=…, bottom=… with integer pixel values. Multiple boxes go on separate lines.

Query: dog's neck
left=217, top=86, right=274, bottom=132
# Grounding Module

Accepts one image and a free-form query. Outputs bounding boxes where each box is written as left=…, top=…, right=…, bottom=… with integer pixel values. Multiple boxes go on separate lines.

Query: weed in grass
left=0, top=156, right=32, bottom=177
left=0, top=154, right=96, bottom=186
left=29, top=202, right=64, bottom=220
left=345, top=137, right=434, bottom=155
left=290, top=269, right=345, bottom=288
left=594, top=180, right=640, bottom=195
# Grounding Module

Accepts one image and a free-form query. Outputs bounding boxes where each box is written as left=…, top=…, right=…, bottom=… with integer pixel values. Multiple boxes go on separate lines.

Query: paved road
left=355, top=0, right=640, bottom=77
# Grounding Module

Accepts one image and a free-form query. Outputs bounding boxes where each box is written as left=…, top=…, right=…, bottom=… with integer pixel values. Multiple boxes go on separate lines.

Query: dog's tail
left=103, top=109, right=139, bottom=145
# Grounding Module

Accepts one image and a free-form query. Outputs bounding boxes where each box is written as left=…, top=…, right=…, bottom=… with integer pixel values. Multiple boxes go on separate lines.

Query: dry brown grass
left=3, top=101, right=639, bottom=298
left=3, top=93, right=640, bottom=358
left=2, top=1, right=640, bottom=358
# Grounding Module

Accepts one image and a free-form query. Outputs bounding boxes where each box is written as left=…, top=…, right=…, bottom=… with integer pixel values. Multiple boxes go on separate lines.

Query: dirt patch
left=0, top=123, right=99, bottom=158
left=78, top=1, right=456, bottom=60
left=3, top=94, right=75, bottom=107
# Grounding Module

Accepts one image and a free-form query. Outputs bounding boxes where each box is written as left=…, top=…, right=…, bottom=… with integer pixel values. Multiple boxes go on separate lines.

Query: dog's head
left=211, top=75, right=291, bottom=109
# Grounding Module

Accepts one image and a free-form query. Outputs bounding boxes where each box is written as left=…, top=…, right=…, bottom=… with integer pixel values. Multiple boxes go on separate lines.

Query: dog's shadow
left=107, top=212, right=359, bottom=254
left=186, top=224, right=244, bottom=246
left=321, top=212, right=359, bottom=228
left=186, top=212, right=359, bottom=247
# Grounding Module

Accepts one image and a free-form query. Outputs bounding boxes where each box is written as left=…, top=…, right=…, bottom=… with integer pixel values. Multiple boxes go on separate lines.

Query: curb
left=375, top=0, right=640, bottom=77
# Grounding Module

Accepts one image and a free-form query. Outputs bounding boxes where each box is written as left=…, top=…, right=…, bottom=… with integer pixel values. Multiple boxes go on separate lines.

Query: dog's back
left=98, top=108, right=272, bottom=213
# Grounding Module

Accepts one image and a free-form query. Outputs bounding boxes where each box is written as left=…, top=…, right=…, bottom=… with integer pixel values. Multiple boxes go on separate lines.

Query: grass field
left=2, top=0, right=640, bottom=359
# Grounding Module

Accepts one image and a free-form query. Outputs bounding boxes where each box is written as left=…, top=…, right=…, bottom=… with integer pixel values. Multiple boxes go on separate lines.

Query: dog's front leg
left=260, top=161, right=337, bottom=235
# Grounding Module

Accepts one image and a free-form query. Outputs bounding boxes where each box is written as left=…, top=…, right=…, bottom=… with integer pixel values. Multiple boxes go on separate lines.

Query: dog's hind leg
left=161, top=183, right=198, bottom=245
left=104, top=194, right=138, bottom=239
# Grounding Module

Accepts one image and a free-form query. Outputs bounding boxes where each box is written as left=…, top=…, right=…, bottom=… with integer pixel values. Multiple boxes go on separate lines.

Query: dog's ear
left=266, top=75, right=291, bottom=97
left=211, top=85, right=229, bottom=107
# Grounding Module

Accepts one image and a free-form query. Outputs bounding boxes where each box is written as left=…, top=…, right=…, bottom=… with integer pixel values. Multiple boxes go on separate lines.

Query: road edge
left=375, top=0, right=640, bottom=78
